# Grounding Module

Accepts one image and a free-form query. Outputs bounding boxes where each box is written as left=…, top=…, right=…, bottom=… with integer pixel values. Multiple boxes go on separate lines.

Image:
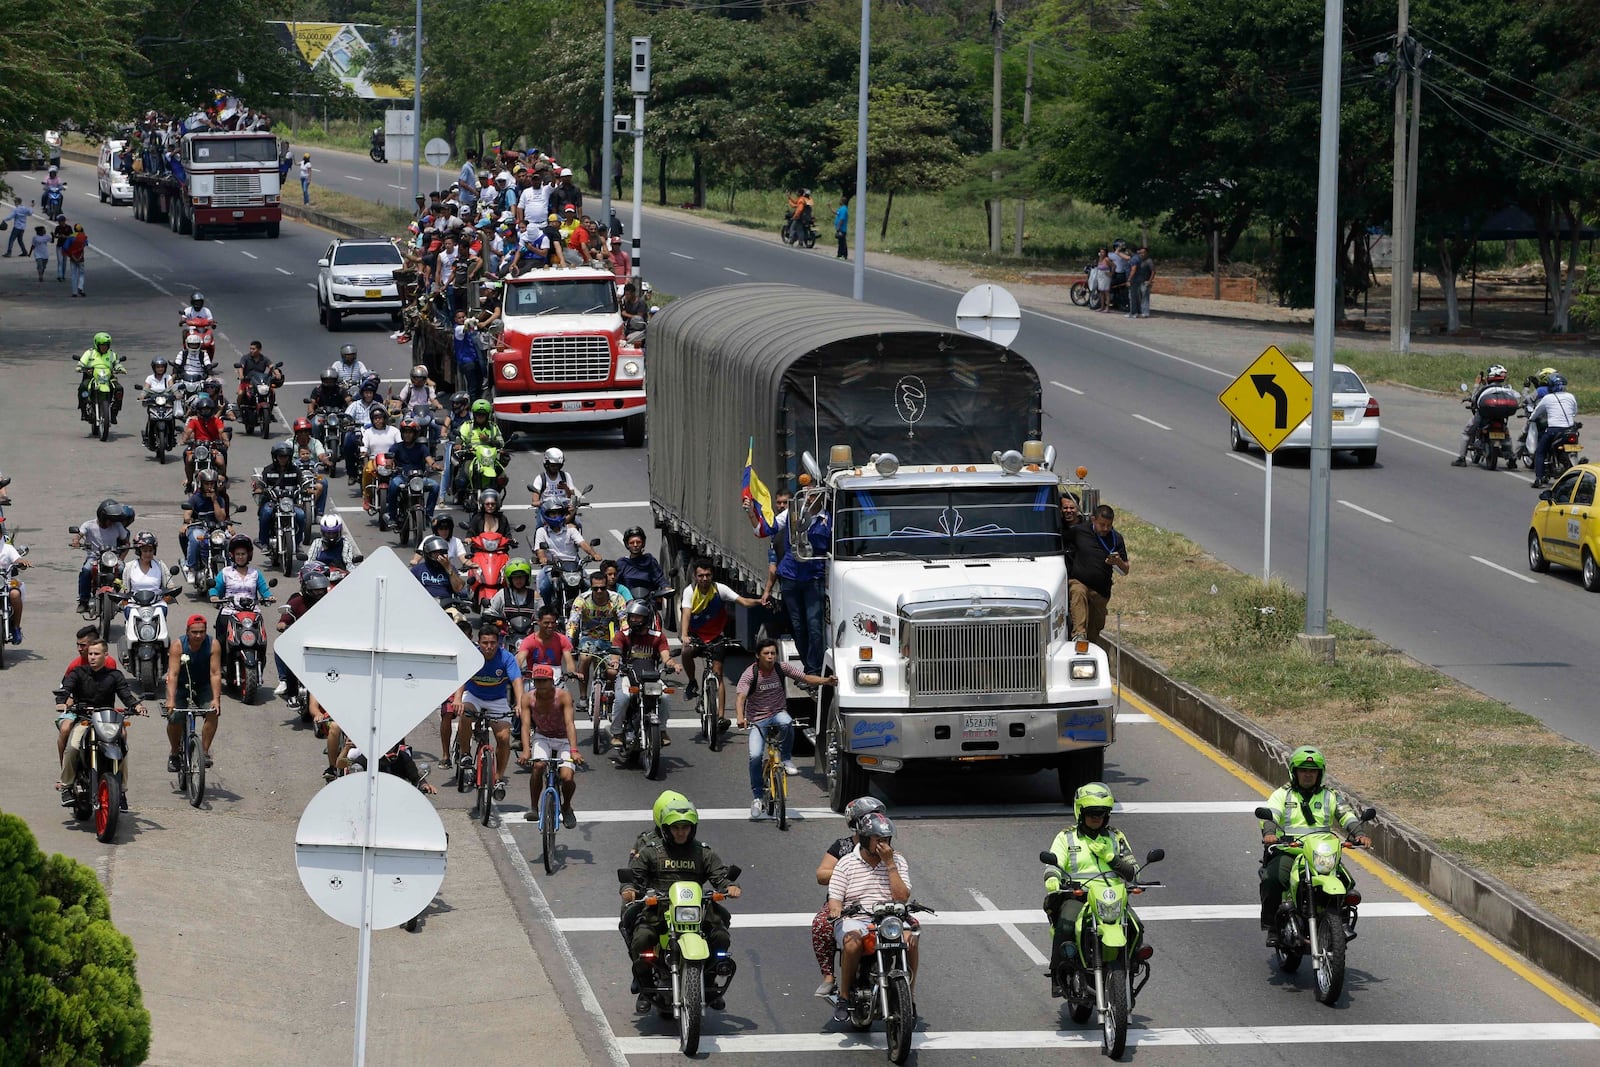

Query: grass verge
left=1110, top=514, right=1600, bottom=942
left=300, top=188, right=413, bottom=236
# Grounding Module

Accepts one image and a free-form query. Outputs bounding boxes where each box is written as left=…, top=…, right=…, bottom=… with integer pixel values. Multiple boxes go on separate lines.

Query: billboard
left=267, top=21, right=411, bottom=100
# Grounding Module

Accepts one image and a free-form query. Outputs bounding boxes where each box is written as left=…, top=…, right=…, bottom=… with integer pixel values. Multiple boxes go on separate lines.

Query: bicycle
left=455, top=710, right=501, bottom=827
left=753, top=718, right=789, bottom=830
left=576, top=640, right=617, bottom=755
left=169, top=679, right=210, bottom=808
left=689, top=637, right=742, bottom=752
left=530, top=748, right=583, bottom=874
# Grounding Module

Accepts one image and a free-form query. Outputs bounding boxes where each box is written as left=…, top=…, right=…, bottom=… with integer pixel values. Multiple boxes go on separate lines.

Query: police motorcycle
left=1255, top=804, right=1376, bottom=1005
left=1039, top=848, right=1164, bottom=1059
left=615, top=863, right=743, bottom=1056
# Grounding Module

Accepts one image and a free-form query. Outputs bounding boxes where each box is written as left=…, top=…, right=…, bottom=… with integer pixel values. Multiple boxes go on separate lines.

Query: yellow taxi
left=1527, top=463, right=1600, bottom=591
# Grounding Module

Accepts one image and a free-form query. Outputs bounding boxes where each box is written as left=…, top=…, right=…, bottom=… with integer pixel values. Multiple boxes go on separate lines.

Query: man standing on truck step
left=747, top=488, right=831, bottom=676
left=1066, top=504, right=1129, bottom=643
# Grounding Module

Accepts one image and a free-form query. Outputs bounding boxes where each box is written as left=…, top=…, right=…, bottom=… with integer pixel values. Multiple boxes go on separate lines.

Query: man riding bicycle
left=519, top=664, right=584, bottom=827
left=450, top=626, right=527, bottom=804
left=735, top=637, right=834, bottom=820
left=567, top=568, right=625, bottom=706
left=678, top=557, right=761, bottom=720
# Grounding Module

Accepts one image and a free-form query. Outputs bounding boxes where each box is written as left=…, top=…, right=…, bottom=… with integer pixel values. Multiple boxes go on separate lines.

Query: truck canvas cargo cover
left=648, top=283, right=1043, bottom=586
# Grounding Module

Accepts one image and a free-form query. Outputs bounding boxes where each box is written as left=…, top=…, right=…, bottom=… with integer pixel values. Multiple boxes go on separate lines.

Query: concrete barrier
left=1107, top=635, right=1600, bottom=1005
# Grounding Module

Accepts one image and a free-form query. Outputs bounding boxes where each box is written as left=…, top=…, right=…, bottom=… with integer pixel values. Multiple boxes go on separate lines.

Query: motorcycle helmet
left=1549, top=374, right=1568, bottom=393
left=471, top=399, right=493, bottom=418
left=93, top=331, right=112, bottom=349
left=623, top=525, right=647, bottom=548
left=410, top=364, right=429, bottom=381
left=544, top=502, right=568, bottom=528
left=844, top=796, right=886, bottom=831
left=479, top=488, right=501, bottom=510
left=855, top=812, right=895, bottom=844
left=399, top=416, right=420, bottom=436
left=1537, top=367, right=1558, bottom=385
left=133, top=530, right=158, bottom=551
left=432, top=514, right=455, bottom=534
left=419, top=535, right=449, bottom=556
left=1287, top=745, right=1326, bottom=788
left=339, top=344, right=359, bottom=361
left=192, top=396, right=216, bottom=417
left=652, top=790, right=699, bottom=836
left=1485, top=364, right=1507, bottom=384
left=320, top=370, right=341, bottom=388
left=624, top=598, right=652, bottom=629
left=96, top=498, right=121, bottom=523
left=450, top=391, right=472, bottom=411
left=227, top=533, right=254, bottom=560
left=196, top=470, right=220, bottom=489
left=115, top=504, right=136, bottom=527
left=301, top=570, right=331, bottom=597
left=184, top=332, right=203, bottom=352
left=270, top=442, right=294, bottom=462
left=542, top=447, right=565, bottom=469
left=369, top=404, right=389, bottom=423
left=503, top=557, right=533, bottom=585
left=320, top=514, right=344, bottom=540
left=293, top=417, right=313, bottom=434
left=151, top=357, right=169, bottom=373
left=190, top=292, right=205, bottom=310
left=1073, top=782, right=1115, bottom=825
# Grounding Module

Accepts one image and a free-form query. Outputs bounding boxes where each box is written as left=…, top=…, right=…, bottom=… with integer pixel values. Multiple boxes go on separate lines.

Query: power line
left=1422, top=81, right=1600, bottom=176
left=1421, top=49, right=1600, bottom=145
left=1410, top=28, right=1577, bottom=113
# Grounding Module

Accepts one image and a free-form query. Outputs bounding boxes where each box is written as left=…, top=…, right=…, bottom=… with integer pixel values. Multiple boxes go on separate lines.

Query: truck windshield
left=188, top=137, right=279, bottom=164
left=505, top=278, right=617, bottom=316
left=833, top=485, right=1063, bottom=560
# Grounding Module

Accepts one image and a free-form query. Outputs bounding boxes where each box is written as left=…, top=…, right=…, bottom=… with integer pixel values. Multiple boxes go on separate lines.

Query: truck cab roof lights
left=994, top=449, right=1026, bottom=474
left=1022, top=440, right=1056, bottom=470
left=828, top=444, right=853, bottom=469
left=871, top=452, right=899, bottom=477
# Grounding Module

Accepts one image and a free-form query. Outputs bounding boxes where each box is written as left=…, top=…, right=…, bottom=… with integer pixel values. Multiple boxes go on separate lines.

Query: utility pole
left=1389, top=0, right=1409, bottom=353
left=989, top=0, right=1004, bottom=255
left=1012, top=43, right=1033, bottom=258
left=410, top=0, right=422, bottom=205
left=852, top=0, right=870, bottom=300
left=1404, top=42, right=1424, bottom=321
left=600, top=0, right=615, bottom=236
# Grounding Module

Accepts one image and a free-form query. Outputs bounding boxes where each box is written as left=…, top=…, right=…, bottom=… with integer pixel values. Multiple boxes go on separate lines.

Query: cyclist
left=567, top=568, right=625, bottom=705
left=810, top=797, right=886, bottom=997
left=679, top=557, right=761, bottom=715
left=621, top=791, right=740, bottom=1013
left=1258, top=746, right=1370, bottom=945
left=70, top=498, right=131, bottom=615
left=181, top=394, right=230, bottom=489
left=828, top=812, right=914, bottom=1023
left=1043, top=782, right=1145, bottom=994
left=449, top=625, right=527, bottom=805
left=736, top=637, right=834, bottom=820
left=519, top=663, right=584, bottom=827
left=164, top=613, right=222, bottom=772
left=615, top=526, right=667, bottom=605
left=608, top=599, right=681, bottom=749
left=516, top=605, right=577, bottom=677
left=484, top=557, right=539, bottom=625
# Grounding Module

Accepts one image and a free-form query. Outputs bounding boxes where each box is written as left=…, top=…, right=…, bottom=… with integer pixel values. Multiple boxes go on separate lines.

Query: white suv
left=316, top=238, right=405, bottom=331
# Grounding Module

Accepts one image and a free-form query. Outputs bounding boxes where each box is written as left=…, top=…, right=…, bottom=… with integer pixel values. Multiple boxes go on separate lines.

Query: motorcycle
left=260, top=484, right=301, bottom=577
left=115, top=570, right=184, bottom=697
left=1519, top=416, right=1588, bottom=477
left=135, top=384, right=179, bottom=464
left=370, top=134, right=387, bottom=165
left=1459, top=385, right=1521, bottom=470
left=295, top=460, right=325, bottom=545
left=617, top=662, right=674, bottom=780
left=392, top=467, right=433, bottom=547
left=54, top=691, right=145, bottom=843
left=41, top=182, right=65, bottom=221
left=545, top=549, right=601, bottom=624
left=181, top=316, right=217, bottom=357
left=236, top=361, right=283, bottom=439
left=309, top=405, right=346, bottom=478
left=616, top=863, right=743, bottom=1056
left=465, top=528, right=521, bottom=613
left=189, top=442, right=223, bottom=492
left=78, top=362, right=121, bottom=443
left=1040, top=848, right=1164, bottom=1059
left=780, top=207, right=818, bottom=249
left=454, top=440, right=511, bottom=509
left=1255, top=804, right=1376, bottom=1005
left=0, top=544, right=29, bottom=668
left=69, top=528, right=125, bottom=643
left=1070, top=264, right=1095, bottom=308
left=831, top=900, right=937, bottom=1065
left=187, top=513, right=242, bottom=594
left=215, top=586, right=276, bottom=704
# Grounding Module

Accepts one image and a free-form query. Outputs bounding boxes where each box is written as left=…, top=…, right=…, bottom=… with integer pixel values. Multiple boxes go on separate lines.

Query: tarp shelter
left=1461, top=207, right=1600, bottom=322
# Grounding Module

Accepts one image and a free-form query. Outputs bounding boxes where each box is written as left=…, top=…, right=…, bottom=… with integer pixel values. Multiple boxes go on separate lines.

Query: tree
left=821, top=84, right=961, bottom=238
left=128, top=1, right=319, bottom=116
left=0, top=812, right=150, bottom=1066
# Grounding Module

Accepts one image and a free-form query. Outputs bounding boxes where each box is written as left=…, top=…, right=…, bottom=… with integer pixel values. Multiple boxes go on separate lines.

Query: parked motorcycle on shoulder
left=135, top=383, right=179, bottom=463
left=781, top=207, right=818, bottom=249
left=832, top=900, right=936, bottom=1065
left=1255, top=804, right=1376, bottom=1005
left=1040, top=848, right=1164, bottom=1059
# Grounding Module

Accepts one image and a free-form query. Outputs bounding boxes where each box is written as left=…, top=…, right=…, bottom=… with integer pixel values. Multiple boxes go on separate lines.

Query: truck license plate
left=562, top=401, right=582, bottom=411
left=962, top=713, right=997, bottom=738
left=365, top=289, right=382, bottom=298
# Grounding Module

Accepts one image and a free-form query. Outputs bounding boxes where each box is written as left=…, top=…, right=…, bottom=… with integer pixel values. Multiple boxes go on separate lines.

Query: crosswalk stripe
left=614, top=1022, right=1600, bottom=1055
left=555, top=902, right=1429, bottom=932
left=557, top=800, right=1263, bottom=825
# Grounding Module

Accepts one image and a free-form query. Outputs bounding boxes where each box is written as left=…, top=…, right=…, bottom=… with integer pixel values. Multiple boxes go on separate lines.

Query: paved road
left=5, top=159, right=1597, bottom=1063
left=288, top=142, right=1600, bottom=750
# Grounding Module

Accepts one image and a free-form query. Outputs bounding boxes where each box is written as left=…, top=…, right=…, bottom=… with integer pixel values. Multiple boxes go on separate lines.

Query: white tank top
left=122, top=558, right=166, bottom=595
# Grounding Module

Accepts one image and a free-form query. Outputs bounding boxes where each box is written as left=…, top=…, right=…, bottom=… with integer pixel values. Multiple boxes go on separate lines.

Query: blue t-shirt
left=390, top=440, right=431, bottom=471
left=411, top=559, right=453, bottom=601
left=465, top=647, right=520, bottom=701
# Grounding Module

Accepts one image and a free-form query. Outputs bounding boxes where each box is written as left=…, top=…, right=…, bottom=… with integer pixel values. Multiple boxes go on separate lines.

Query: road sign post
left=424, top=137, right=452, bottom=204
left=276, top=547, right=480, bottom=1067
left=955, top=283, right=1022, bottom=347
left=1219, top=346, right=1313, bottom=580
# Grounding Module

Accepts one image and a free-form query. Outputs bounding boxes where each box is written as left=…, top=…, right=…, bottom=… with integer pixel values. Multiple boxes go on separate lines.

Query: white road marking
left=970, top=888, right=1048, bottom=965
left=549, top=800, right=1262, bottom=826
left=557, top=902, right=1429, bottom=933
left=608, top=528, right=626, bottom=549
left=343, top=175, right=364, bottom=182
left=275, top=267, right=293, bottom=276
left=668, top=251, right=694, bottom=260
left=585, top=500, right=650, bottom=510
left=1026, top=309, right=1234, bottom=380
left=1337, top=499, right=1393, bottom=524
left=1471, top=555, right=1538, bottom=584
left=614, top=1022, right=1600, bottom=1055
left=1131, top=413, right=1172, bottom=431
left=723, top=267, right=749, bottom=276
left=306, top=283, right=317, bottom=290
left=211, top=240, right=224, bottom=245
left=89, top=245, right=174, bottom=297
left=1382, top=426, right=1454, bottom=455
left=1229, top=453, right=1266, bottom=472
left=1049, top=380, right=1084, bottom=395
left=494, top=824, right=630, bottom=1067
left=240, top=251, right=258, bottom=260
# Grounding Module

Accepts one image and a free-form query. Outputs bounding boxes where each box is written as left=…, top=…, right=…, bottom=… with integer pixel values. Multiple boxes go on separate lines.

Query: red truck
left=130, top=130, right=283, bottom=240
left=489, top=267, right=646, bottom=446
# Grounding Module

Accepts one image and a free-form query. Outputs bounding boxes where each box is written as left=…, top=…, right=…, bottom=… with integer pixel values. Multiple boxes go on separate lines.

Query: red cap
left=186, top=615, right=208, bottom=630
left=530, top=664, right=555, bottom=681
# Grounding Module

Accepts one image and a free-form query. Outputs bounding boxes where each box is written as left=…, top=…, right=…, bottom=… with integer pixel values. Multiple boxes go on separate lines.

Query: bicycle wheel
left=186, top=722, right=206, bottom=808
left=704, top=676, right=722, bottom=752
left=541, top=788, right=557, bottom=875
left=775, top=755, right=789, bottom=831
left=475, top=743, right=493, bottom=826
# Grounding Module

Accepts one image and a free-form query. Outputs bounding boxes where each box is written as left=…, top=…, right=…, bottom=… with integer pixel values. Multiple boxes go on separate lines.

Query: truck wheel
left=623, top=412, right=646, bottom=449
left=824, top=705, right=866, bottom=813
left=266, top=221, right=281, bottom=239
left=327, top=309, right=342, bottom=331
left=178, top=204, right=192, bottom=235
left=191, top=219, right=206, bottom=241
left=169, top=204, right=180, bottom=232
left=1056, top=747, right=1106, bottom=802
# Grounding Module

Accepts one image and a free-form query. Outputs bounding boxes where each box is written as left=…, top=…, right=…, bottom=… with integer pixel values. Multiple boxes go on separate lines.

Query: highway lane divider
left=517, top=797, right=1252, bottom=826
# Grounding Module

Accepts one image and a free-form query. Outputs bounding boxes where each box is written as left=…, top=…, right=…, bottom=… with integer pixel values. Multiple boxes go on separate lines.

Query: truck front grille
left=529, top=336, right=613, bottom=383
left=908, top=618, right=1046, bottom=704
left=212, top=174, right=262, bottom=206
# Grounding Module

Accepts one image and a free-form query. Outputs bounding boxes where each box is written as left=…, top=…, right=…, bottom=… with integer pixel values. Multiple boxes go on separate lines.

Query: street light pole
left=410, top=0, right=421, bottom=206
left=852, top=0, right=870, bottom=300
left=601, top=0, right=615, bottom=234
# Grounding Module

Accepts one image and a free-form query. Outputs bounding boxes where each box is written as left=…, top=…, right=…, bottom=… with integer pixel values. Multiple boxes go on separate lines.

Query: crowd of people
left=1086, top=240, right=1155, bottom=317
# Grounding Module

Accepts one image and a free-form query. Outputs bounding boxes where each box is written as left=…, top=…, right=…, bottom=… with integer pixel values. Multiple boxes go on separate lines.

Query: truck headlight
left=617, top=358, right=643, bottom=380
left=853, top=665, right=882, bottom=687
left=1070, top=659, right=1098, bottom=680
left=501, top=363, right=517, bottom=380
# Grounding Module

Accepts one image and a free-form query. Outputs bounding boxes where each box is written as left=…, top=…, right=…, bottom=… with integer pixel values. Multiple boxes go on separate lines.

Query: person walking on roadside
left=299, top=154, right=313, bottom=205
left=1133, top=246, right=1154, bottom=317
left=3, top=196, right=33, bottom=257
left=63, top=223, right=88, bottom=297
left=834, top=197, right=849, bottom=259
left=53, top=215, right=72, bottom=281
left=29, top=225, right=51, bottom=281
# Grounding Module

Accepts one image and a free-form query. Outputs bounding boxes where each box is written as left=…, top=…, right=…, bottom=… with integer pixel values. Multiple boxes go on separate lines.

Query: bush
left=0, top=812, right=150, bottom=1066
